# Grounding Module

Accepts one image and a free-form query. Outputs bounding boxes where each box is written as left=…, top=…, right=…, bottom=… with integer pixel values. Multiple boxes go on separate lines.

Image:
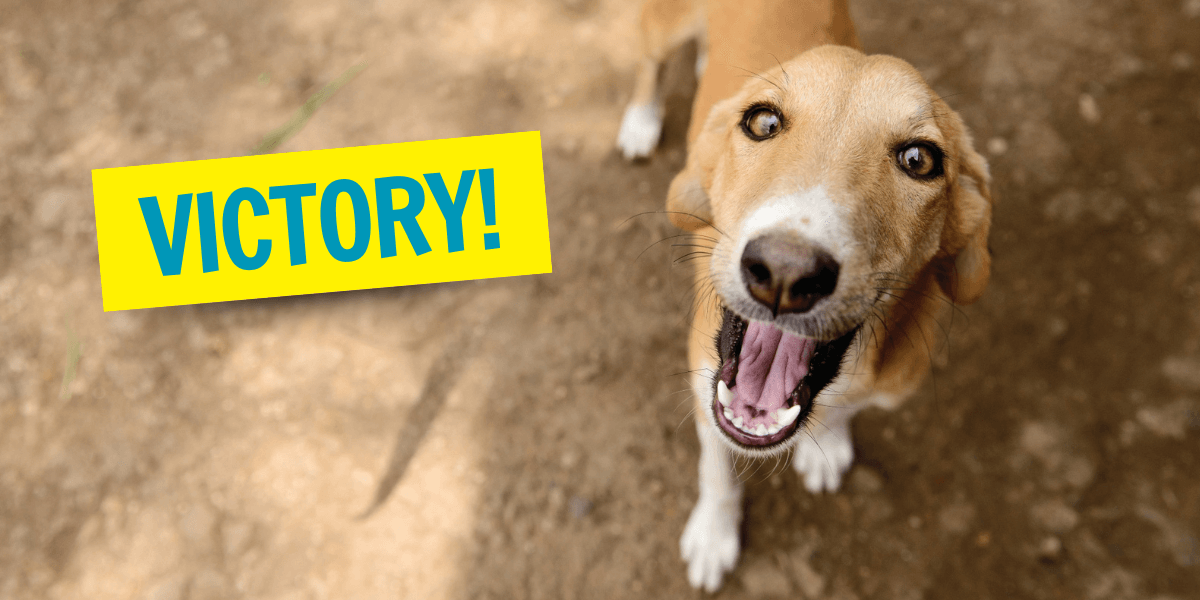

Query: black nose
left=740, top=235, right=840, bottom=315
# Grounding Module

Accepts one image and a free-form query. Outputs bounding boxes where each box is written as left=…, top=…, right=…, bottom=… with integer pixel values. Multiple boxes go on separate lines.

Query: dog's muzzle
left=711, top=308, right=857, bottom=448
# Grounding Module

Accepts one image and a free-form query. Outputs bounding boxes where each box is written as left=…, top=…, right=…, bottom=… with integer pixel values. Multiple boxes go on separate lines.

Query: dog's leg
left=680, top=416, right=742, bottom=592
left=617, top=0, right=703, bottom=160
left=791, top=402, right=864, bottom=493
left=617, top=56, right=666, bottom=160
left=680, top=362, right=742, bottom=592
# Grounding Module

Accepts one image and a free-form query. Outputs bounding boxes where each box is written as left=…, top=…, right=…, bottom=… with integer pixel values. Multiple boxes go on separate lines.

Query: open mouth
left=711, top=309, right=858, bottom=448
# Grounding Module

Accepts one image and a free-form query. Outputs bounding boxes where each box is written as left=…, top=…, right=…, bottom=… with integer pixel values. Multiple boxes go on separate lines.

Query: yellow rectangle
left=92, top=131, right=551, bottom=311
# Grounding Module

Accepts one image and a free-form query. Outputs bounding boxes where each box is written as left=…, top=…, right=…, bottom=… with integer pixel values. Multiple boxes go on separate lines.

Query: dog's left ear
left=936, top=115, right=994, bottom=305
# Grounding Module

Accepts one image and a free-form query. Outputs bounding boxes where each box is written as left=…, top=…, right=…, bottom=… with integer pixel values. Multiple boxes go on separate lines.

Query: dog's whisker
left=636, top=232, right=716, bottom=262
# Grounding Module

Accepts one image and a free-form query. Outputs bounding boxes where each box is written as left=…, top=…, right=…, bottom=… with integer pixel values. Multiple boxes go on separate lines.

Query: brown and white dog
left=617, top=0, right=994, bottom=591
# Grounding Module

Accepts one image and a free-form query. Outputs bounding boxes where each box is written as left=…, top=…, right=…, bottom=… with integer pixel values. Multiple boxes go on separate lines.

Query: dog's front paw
left=680, top=499, right=741, bottom=592
left=792, top=425, right=855, bottom=493
left=616, top=103, right=663, bottom=160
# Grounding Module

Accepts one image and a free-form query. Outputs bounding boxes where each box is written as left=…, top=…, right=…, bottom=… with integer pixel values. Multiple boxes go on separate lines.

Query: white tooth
left=732, top=416, right=743, bottom=429
left=723, top=407, right=734, bottom=420
left=717, top=381, right=733, bottom=407
left=778, top=405, right=802, bottom=428
left=755, top=423, right=767, bottom=436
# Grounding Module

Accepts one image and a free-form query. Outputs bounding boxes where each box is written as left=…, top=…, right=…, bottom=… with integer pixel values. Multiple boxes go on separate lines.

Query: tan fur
left=631, top=2, right=992, bottom=590
left=669, top=46, right=992, bottom=427
left=691, top=0, right=859, bottom=142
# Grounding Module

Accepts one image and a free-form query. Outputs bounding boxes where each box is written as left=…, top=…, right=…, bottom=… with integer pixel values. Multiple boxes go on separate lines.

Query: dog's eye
left=896, top=143, right=943, bottom=179
left=741, top=106, right=783, bottom=141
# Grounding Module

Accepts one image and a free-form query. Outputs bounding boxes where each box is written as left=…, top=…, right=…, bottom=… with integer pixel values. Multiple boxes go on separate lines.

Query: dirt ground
left=2, top=0, right=1199, bottom=598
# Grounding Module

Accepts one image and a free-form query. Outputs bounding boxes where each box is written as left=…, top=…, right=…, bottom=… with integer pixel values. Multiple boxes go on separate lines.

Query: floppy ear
left=936, top=119, right=994, bottom=305
left=666, top=168, right=712, bottom=231
left=665, top=97, right=738, bottom=231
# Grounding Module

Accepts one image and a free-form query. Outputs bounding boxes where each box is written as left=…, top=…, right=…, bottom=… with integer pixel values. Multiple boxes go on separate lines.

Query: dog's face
left=670, top=45, right=992, bottom=455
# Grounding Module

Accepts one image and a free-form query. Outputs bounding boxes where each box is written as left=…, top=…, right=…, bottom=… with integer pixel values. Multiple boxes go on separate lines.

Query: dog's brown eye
left=896, top=143, right=943, bottom=178
left=741, top=106, right=783, bottom=141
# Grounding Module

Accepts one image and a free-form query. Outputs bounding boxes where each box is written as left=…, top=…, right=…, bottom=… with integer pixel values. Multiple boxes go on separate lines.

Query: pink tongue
left=734, top=322, right=815, bottom=411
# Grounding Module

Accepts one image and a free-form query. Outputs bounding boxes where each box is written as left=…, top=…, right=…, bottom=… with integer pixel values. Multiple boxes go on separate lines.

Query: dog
left=617, top=0, right=994, bottom=591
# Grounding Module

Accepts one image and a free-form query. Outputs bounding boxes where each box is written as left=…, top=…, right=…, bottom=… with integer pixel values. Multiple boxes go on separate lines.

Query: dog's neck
left=689, top=0, right=861, bottom=143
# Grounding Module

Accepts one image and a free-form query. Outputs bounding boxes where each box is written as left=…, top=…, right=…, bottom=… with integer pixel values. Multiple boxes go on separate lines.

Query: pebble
left=1136, top=400, right=1196, bottom=439
left=1162, top=355, right=1200, bottom=390
left=792, top=556, right=826, bottom=599
left=848, top=467, right=883, bottom=494
left=739, top=556, right=792, bottom=597
left=567, top=496, right=592, bottom=518
left=939, top=501, right=975, bottom=535
left=1187, top=186, right=1200, bottom=226
left=1037, top=535, right=1063, bottom=561
left=1078, top=94, right=1101, bottom=124
left=1030, top=499, right=1080, bottom=533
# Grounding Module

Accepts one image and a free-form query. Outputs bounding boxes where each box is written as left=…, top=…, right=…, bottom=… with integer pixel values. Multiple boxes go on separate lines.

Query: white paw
left=616, top=102, right=663, bottom=160
left=792, top=425, right=855, bottom=493
left=680, top=499, right=741, bottom=592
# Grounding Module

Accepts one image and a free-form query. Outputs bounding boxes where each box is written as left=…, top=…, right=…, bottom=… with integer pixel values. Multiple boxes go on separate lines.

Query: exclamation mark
left=481, top=168, right=500, bottom=249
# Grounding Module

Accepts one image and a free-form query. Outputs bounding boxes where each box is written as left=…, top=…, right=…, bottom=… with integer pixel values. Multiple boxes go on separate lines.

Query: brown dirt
left=2, top=0, right=1199, bottom=599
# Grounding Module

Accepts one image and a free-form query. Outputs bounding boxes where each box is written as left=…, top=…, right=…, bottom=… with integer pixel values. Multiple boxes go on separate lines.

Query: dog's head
left=671, top=45, right=992, bottom=454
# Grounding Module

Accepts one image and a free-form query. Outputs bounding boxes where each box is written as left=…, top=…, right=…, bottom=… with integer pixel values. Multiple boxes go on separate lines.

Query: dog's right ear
left=666, top=97, right=738, bottom=231
left=666, top=168, right=712, bottom=231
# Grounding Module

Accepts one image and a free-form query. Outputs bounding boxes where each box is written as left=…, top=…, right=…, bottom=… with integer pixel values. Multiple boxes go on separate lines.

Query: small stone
left=792, top=556, right=826, bottom=599
left=560, top=450, right=579, bottom=469
left=1079, top=94, right=1101, bottom=124
left=1038, top=536, right=1063, bottom=561
left=1136, top=400, right=1197, bottom=439
left=572, top=362, right=602, bottom=382
left=548, top=486, right=565, bottom=511
left=739, top=556, right=792, bottom=597
left=1020, top=422, right=1061, bottom=458
left=1163, top=355, right=1200, bottom=390
left=939, top=501, right=975, bottom=535
left=1031, top=500, right=1080, bottom=533
left=1186, top=0, right=1200, bottom=19
left=1186, top=186, right=1200, bottom=226
left=1048, top=316, right=1069, bottom=339
left=848, top=467, right=883, bottom=494
left=567, top=496, right=592, bottom=518
left=1062, top=455, right=1097, bottom=489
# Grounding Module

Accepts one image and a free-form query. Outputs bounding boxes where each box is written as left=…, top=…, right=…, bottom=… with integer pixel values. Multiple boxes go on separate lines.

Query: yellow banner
left=92, top=132, right=551, bottom=311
